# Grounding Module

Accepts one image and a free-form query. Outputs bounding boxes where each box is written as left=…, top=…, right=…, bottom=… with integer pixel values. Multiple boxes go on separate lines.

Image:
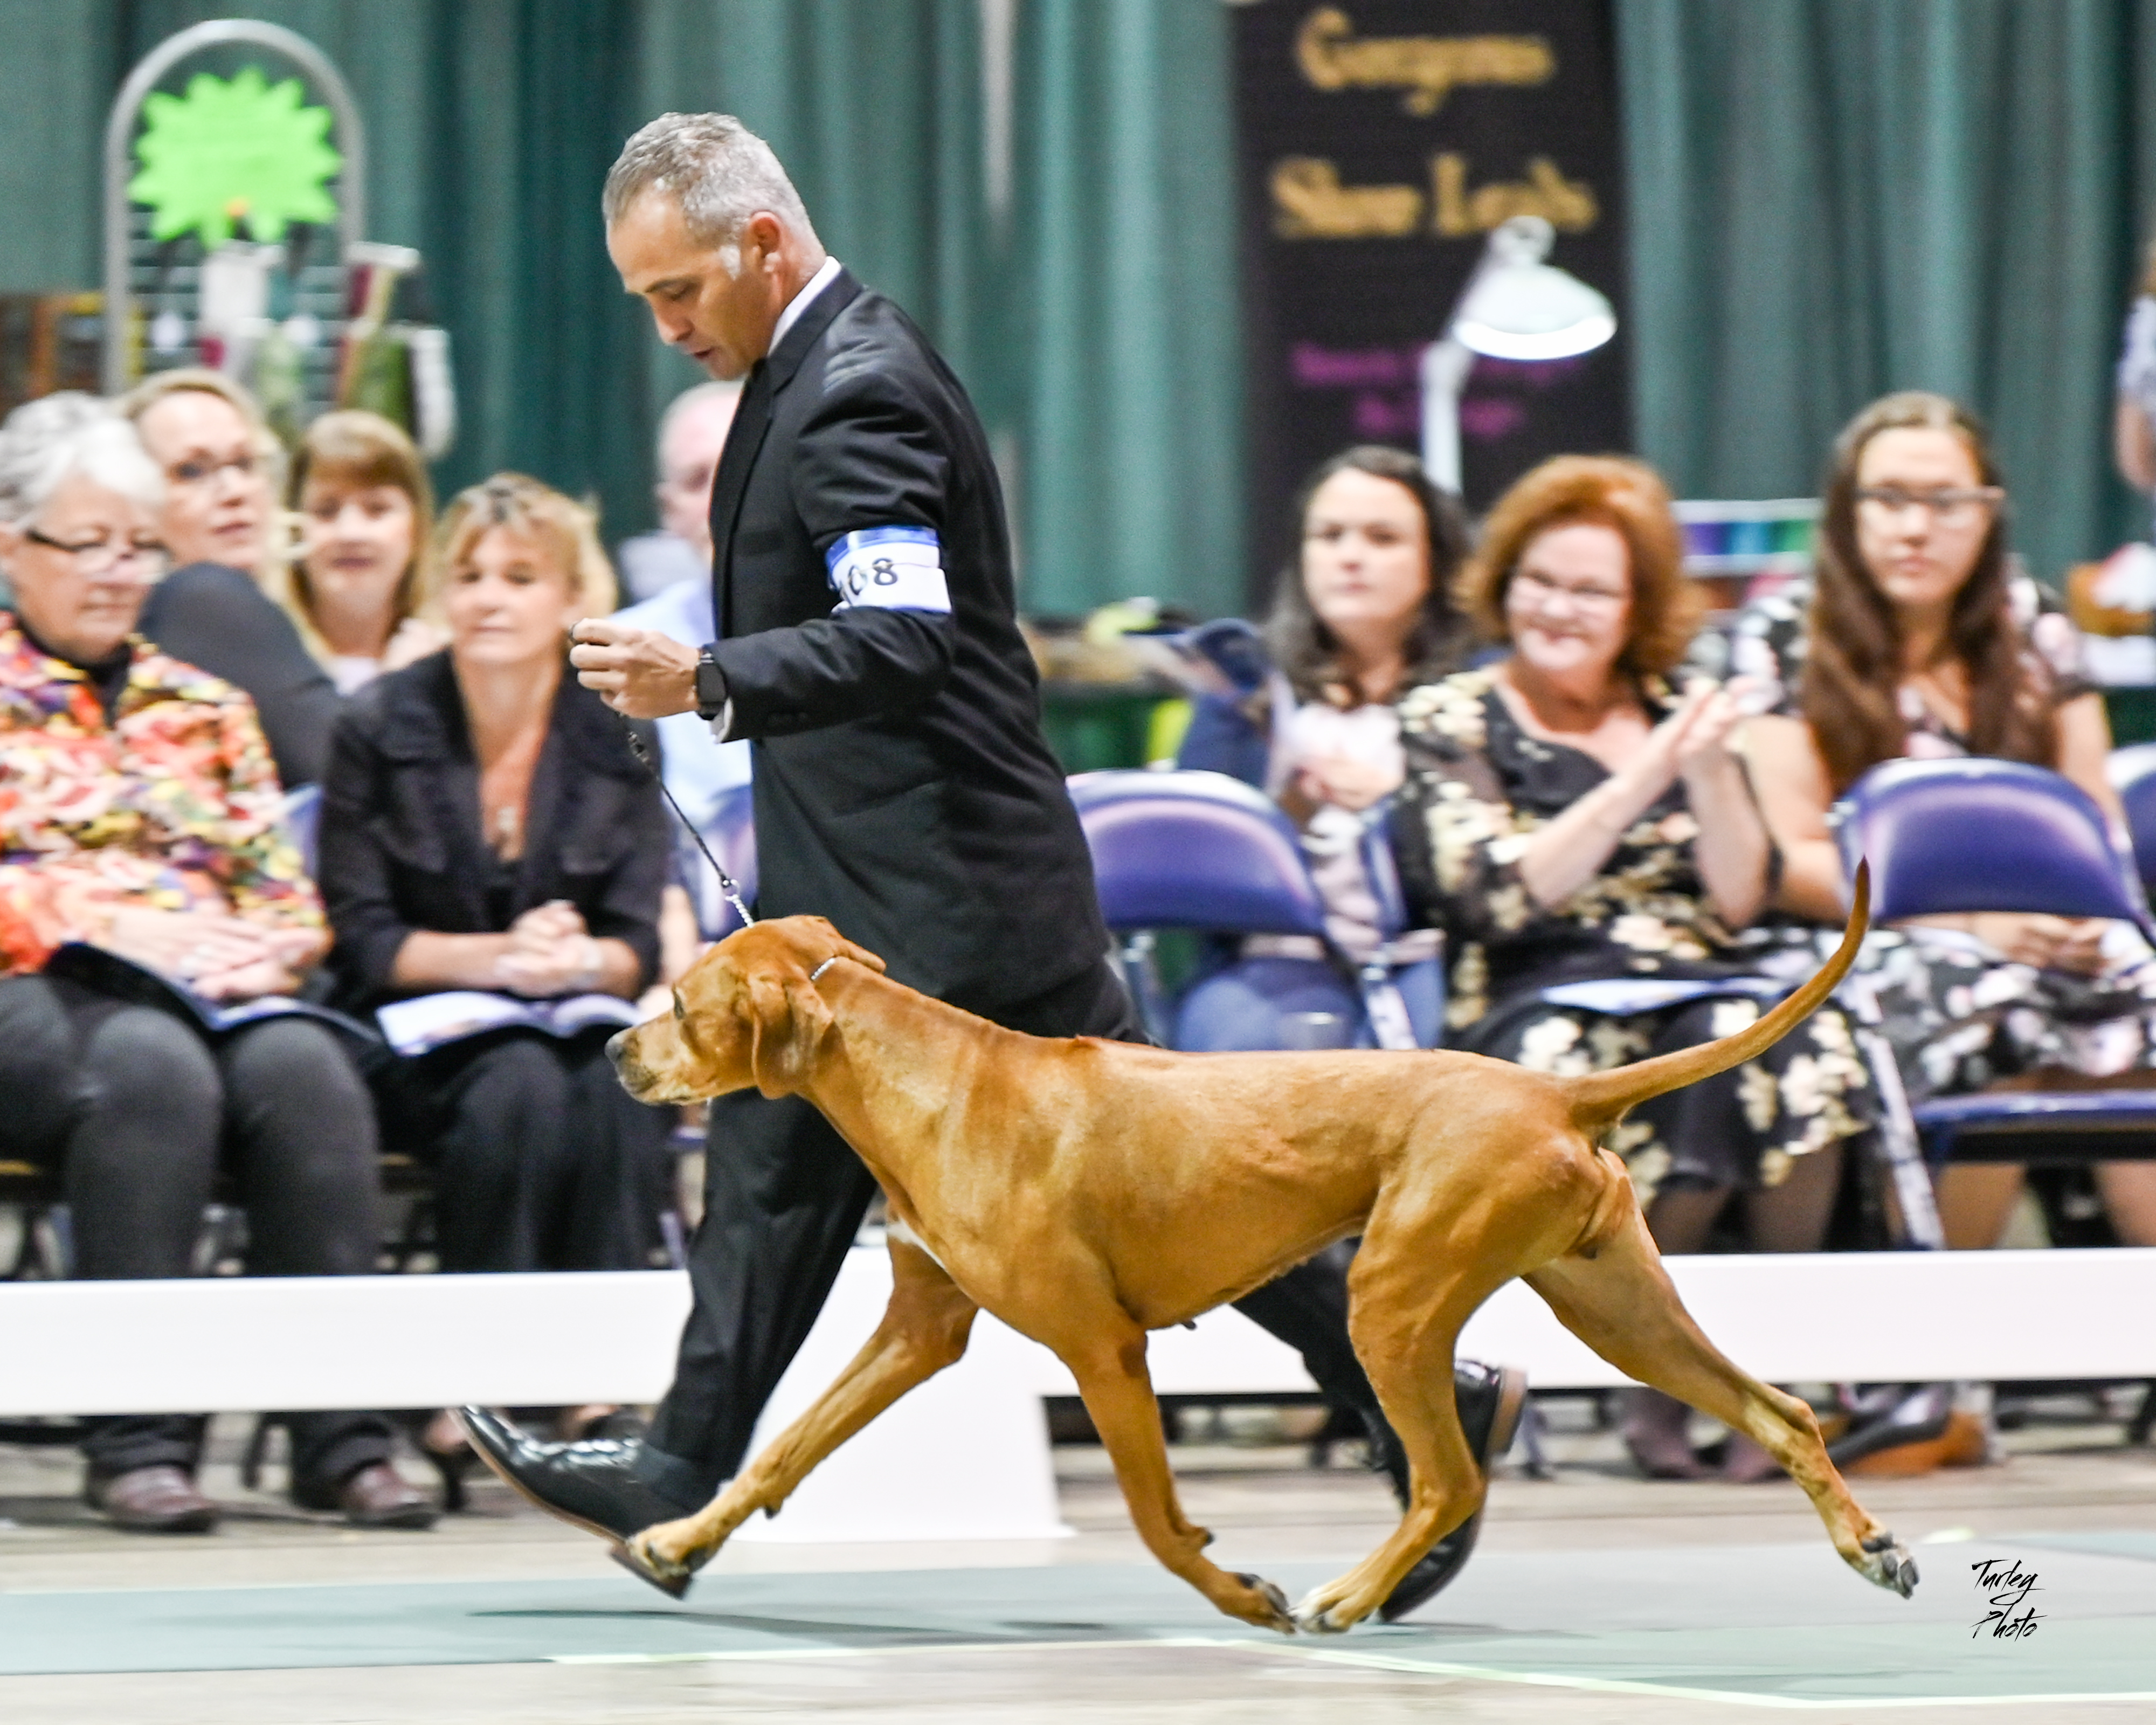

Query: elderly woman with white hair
left=0, top=395, right=430, bottom=1535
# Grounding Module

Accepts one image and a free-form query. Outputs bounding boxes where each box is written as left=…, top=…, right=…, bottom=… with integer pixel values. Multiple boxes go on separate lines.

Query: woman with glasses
left=0, top=395, right=430, bottom=1534
left=1743, top=392, right=2156, bottom=1253
left=1390, top=454, right=1874, bottom=1481
left=120, top=370, right=339, bottom=788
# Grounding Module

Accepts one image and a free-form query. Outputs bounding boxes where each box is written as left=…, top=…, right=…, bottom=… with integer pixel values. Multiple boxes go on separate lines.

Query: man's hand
left=570, top=618, right=700, bottom=719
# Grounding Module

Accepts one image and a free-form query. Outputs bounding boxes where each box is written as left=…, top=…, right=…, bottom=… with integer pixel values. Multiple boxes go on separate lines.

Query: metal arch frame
left=101, top=18, right=368, bottom=395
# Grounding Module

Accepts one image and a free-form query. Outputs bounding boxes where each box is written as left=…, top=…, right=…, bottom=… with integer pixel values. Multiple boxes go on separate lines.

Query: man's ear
left=744, top=968, right=834, bottom=1097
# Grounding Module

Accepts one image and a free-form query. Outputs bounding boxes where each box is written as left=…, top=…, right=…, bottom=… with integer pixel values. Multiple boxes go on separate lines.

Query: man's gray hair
left=0, top=393, right=164, bottom=526
left=603, top=113, right=820, bottom=254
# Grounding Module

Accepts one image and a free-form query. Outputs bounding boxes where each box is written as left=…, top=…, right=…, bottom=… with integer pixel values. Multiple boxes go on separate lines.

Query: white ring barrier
left=5, top=1248, right=2152, bottom=1542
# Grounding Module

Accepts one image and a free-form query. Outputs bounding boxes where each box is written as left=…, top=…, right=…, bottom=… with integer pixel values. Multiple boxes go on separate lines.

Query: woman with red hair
left=1392, top=454, right=1872, bottom=1481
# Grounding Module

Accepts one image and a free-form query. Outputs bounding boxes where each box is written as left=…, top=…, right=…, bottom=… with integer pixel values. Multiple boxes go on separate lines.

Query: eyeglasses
left=1511, top=568, right=1628, bottom=613
left=1854, top=485, right=2003, bottom=527
left=166, top=451, right=261, bottom=489
left=22, top=527, right=171, bottom=581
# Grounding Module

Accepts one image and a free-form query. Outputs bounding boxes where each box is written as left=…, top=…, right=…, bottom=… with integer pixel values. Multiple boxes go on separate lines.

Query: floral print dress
left=1389, top=666, right=1872, bottom=1206
left=0, top=613, right=322, bottom=976
left=1706, top=580, right=2156, bottom=1105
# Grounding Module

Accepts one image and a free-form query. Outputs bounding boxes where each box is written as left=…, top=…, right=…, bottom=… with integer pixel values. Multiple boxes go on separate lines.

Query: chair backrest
left=1068, top=769, right=1328, bottom=936
left=2109, top=743, right=2156, bottom=895
left=1835, top=758, right=2151, bottom=928
left=277, top=784, right=323, bottom=879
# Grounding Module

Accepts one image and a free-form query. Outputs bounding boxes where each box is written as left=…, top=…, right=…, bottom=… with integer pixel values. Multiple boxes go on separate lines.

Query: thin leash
left=619, top=721, right=757, bottom=929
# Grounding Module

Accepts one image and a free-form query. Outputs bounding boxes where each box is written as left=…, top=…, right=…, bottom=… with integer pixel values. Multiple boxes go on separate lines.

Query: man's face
left=655, top=392, right=741, bottom=560
left=609, top=191, right=782, bottom=382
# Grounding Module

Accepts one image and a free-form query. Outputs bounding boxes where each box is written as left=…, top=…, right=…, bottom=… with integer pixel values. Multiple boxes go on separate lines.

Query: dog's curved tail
left=1564, top=860, right=1870, bottom=1139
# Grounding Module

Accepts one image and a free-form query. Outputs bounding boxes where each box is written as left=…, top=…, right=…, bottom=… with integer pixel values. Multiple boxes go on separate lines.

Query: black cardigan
left=317, top=650, right=668, bottom=1010
left=139, top=561, right=340, bottom=788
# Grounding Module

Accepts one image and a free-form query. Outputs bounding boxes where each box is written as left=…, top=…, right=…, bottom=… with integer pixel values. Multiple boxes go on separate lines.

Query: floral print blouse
left=1392, top=667, right=1747, bottom=1032
left=0, top=613, right=323, bottom=976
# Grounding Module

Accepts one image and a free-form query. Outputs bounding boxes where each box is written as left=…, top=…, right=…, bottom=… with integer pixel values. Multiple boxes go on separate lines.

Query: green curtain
left=1616, top=0, right=2156, bottom=580
left=0, top=0, right=1245, bottom=617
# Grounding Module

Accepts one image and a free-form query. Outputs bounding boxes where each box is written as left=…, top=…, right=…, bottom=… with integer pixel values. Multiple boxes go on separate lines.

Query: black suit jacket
left=703, top=269, right=1107, bottom=1010
left=316, top=650, right=668, bottom=1010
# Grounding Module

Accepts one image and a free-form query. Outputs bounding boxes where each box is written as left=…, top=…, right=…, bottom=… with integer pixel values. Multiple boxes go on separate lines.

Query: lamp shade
left=1450, top=216, right=1615, bottom=362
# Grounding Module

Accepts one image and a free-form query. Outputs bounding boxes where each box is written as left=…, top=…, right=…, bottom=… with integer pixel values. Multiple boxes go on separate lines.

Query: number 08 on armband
left=825, top=527, right=951, bottom=615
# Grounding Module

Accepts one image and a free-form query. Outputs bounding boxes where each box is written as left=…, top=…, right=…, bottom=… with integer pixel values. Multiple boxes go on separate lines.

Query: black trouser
left=374, top=1028, right=674, bottom=1274
left=0, top=975, right=394, bottom=1491
left=640, top=958, right=1399, bottom=1503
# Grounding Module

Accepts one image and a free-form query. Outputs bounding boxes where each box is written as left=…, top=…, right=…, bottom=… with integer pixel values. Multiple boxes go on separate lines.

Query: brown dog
left=607, top=862, right=1914, bottom=1632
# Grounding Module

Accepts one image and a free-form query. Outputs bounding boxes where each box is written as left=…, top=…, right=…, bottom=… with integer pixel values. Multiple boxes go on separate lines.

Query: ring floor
left=4, top=1401, right=2155, bottom=1723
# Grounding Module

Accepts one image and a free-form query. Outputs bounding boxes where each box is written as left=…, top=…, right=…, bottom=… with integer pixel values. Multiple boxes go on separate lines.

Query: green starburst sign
left=129, top=66, right=341, bottom=249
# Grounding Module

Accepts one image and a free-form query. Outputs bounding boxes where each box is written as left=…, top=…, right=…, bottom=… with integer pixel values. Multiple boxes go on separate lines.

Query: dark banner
left=1232, top=0, right=1628, bottom=599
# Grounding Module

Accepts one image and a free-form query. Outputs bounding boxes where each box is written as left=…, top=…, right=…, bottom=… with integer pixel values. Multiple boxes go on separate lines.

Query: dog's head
left=609, top=915, right=887, bottom=1103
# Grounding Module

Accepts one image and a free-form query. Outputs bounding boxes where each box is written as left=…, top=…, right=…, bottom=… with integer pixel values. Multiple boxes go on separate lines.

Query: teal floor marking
left=5, top=1538, right=2153, bottom=1705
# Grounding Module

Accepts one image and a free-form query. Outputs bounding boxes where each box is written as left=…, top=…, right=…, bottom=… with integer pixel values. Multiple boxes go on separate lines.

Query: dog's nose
left=605, top=1029, right=631, bottom=1070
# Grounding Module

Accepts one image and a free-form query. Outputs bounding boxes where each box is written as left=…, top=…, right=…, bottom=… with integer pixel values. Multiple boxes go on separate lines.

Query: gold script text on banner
left=1296, top=8, right=1554, bottom=117
left=1270, top=157, right=1422, bottom=239
left=1432, top=155, right=1598, bottom=237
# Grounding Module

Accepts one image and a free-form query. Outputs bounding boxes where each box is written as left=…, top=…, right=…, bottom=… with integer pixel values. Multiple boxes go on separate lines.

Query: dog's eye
left=672, top=991, right=685, bottom=1022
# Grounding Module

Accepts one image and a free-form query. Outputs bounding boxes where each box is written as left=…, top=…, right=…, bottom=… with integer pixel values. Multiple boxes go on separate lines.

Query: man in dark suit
left=462, top=113, right=1516, bottom=1620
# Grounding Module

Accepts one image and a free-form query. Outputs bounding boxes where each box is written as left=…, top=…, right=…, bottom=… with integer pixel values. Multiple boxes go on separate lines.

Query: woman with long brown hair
left=1392, top=454, right=1873, bottom=1481
left=1745, top=391, right=2156, bottom=1251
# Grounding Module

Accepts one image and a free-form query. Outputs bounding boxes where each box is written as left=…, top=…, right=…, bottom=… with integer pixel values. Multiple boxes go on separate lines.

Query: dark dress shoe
left=86, top=1464, right=218, bottom=1534
left=458, top=1407, right=696, bottom=1546
left=335, top=1462, right=439, bottom=1530
left=1827, top=1383, right=1955, bottom=1468
left=1374, top=1361, right=1528, bottom=1623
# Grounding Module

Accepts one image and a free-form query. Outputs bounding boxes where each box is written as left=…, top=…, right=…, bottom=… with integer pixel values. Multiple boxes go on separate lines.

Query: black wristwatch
left=694, top=645, right=728, bottom=721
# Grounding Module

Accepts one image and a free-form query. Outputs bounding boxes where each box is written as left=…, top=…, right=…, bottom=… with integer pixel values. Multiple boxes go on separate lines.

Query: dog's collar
left=808, top=956, right=842, bottom=984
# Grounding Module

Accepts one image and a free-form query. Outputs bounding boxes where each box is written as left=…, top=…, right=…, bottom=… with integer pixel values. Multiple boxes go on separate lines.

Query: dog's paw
left=1289, top=1583, right=1359, bottom=1636
left=1228, top=1571, right=1297, bottom=1634
left=1857, top=1530, right=1919, bottom=1598
left=610, top=1536, right=695, bottom=1600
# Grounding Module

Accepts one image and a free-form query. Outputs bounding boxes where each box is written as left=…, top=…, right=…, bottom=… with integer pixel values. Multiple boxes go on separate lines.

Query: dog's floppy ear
left=743, top=965, right=834, bottom=1098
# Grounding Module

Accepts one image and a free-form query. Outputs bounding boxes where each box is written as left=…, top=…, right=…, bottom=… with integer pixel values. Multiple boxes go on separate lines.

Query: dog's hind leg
left=623, top=1237, right=978, bottom=1592
left=1525, top=1206, right=1917, bottom=1600
left=1058, top=1323, right=1298, bottom=1634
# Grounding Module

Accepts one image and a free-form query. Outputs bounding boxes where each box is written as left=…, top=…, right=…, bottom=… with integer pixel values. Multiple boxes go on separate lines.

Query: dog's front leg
left=1063, top=1329, right=1297, bottom=1634
left=619, top=1240, right=978, bottom=1594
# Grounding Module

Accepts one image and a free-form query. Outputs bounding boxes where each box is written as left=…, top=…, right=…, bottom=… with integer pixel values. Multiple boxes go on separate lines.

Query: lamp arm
left=1419, top=334, right=1475, bottom=494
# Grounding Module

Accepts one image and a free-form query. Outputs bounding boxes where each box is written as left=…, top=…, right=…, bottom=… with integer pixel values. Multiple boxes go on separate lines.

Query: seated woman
left=318, top=474, right=675, bottom=1473
left=0, top=395, right=429, bottom=1533
left=121, top=370, right=340, bottom=786
left=1178, top=445, right=1470, bottom=965
left=1391, top=454, right=1873, bottom=1481
left=276, top=410, right=448, bottom=694
left=1744, top=391, right=2156, bottom=1252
